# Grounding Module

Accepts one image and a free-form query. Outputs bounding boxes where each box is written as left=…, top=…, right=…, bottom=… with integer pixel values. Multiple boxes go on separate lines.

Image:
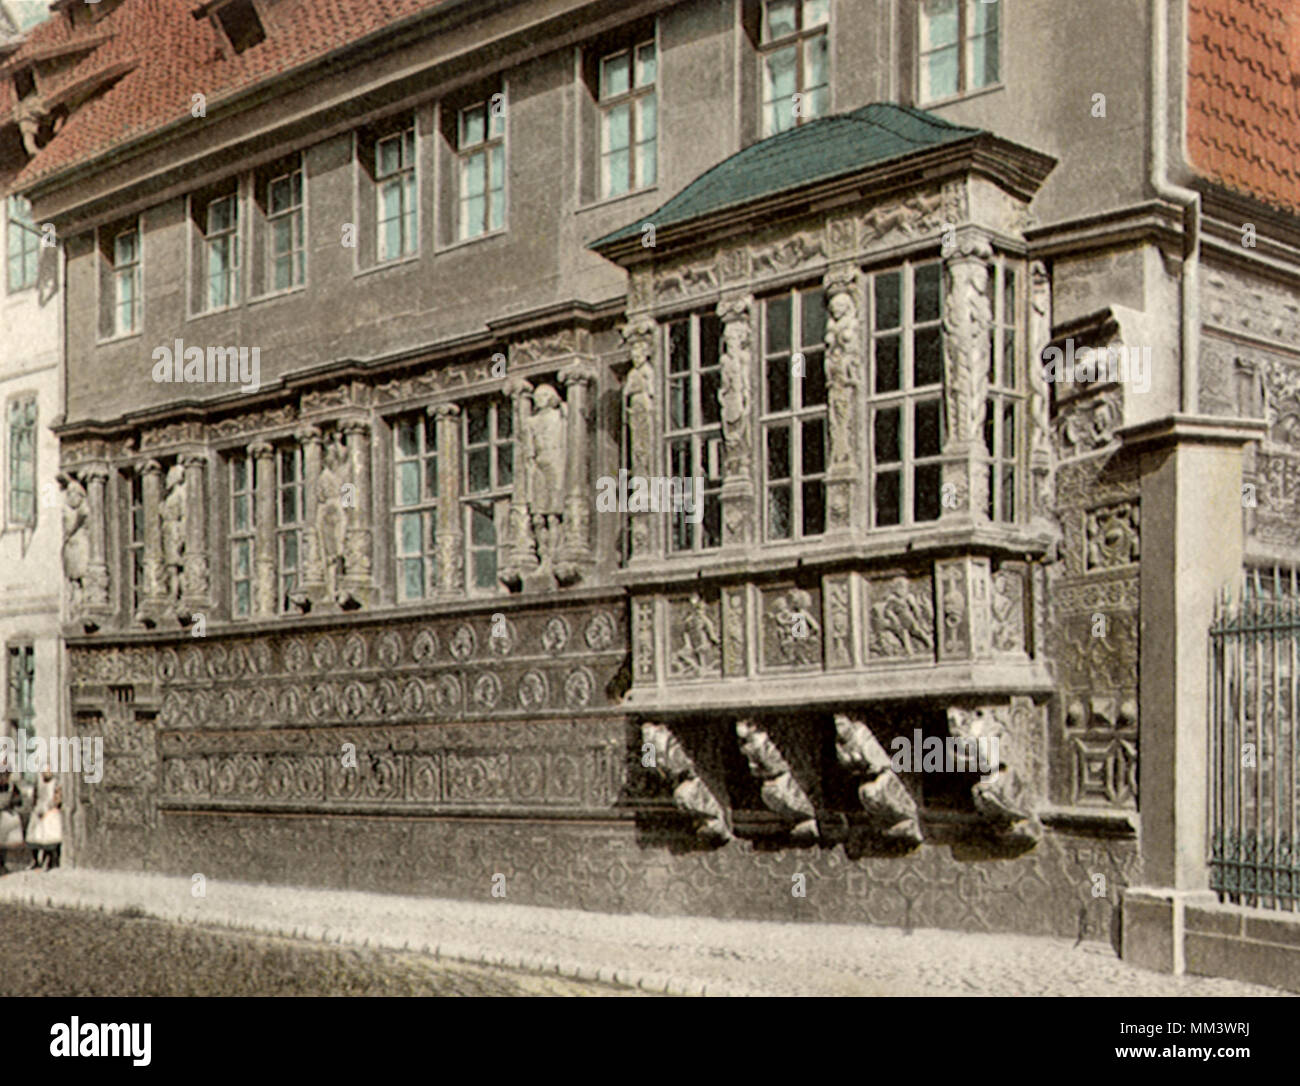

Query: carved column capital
left=428, top=402, right=461, bottom=421
left=249, top=441, right=274, bottom=460
left=558, top=361, right=597, bottom=389
left=339, top=418, right=371, bottom=438
left=80, top=464, right=111, bottom=484
left=619, top=315, right=657, bottom=350
left=296, top=425, right=323, bottom=447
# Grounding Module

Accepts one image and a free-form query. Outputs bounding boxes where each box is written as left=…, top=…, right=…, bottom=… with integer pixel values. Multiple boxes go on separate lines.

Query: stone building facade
left=2, top=0, right=1295, bottom=969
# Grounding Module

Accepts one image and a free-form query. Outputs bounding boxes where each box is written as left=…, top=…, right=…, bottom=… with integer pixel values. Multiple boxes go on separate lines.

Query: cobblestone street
left=0, top=869, right=1285, bottom=996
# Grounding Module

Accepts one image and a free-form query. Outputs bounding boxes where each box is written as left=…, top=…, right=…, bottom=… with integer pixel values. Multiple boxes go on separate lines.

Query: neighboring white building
left=0, top=0, right=60, bottom=812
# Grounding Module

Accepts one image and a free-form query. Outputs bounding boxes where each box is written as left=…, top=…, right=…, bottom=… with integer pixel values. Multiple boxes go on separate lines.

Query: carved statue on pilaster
left=942, top=235, right=994, bottom=446
left=1028, top=261, right=1056, bottom=527
left=160, top=464, right=187, bottom=605
left=735, top=720, right=818, bottom=841
left=59, top=473, right=89, bottom=621
left=316, top=435, right=351, bottom=603
left=717, top=297, right=752, bottom=477
left=499, top=379, right=537, bottom=589
left=526, top=384, right=568, bottom=570
left=833, top=714, right=923, bottom=845
left=641, top=722, right=731, bottom=844
left=825, top=268, right=863, bottom=471
left=621, top=319, right=658, bottom=558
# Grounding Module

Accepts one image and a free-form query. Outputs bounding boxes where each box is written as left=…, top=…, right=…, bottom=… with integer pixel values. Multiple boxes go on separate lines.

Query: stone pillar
left=717, top=294, right=755, bottom=545
left=340, top=420, right=373, bottom=606
left=297, top=426, right=323, bottom=603
left=81, top=465, right=112, bottom=621
left=250, top=442, right=277, bottom=617
left=940, top=233, right=994, bottom=523
left=136, top=460, right=165, bottom=624
left=1121, top=416, right=1266, bottom=975
left=823, top=265, right=863, bottom=534
left=430, top=403, right=464, bottom=594
left=558, top=361, right=596, bottom=580
left=180, top=453, right=211, bottom=619
left=620, top=317, right=659, bottom=560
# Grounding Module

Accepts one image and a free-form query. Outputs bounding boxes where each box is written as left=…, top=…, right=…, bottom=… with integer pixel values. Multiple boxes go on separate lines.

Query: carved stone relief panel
left=667, top=592, right=722, bottom=680
left=1084, top=500, right=1139, bottom=571
left=990, top=565, right=1026, bottom=654
left=759, top=585, right=823, bottom=670
left=865, top=572, right=935, bottom=661
left=822, top=575, right=854, bottom=669
left=722, top=585, right=748, bottom=678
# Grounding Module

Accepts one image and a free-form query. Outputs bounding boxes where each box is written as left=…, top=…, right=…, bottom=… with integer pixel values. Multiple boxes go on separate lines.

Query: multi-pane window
left=599, top=40, right=657, bottom=198
left=6, top=196, right=38, bottom=293
left=230, top=454, right=255, bottom=617
left=393, top=414, right=438, bottom=602
left=665, top=313, right=723, bottom=552
left=6, top=396, right=36, bottom=527
left=112, top=228, right=141, bottom=335
left=129, top=471, right=145, bottom=613
left=760, top=0, right=829, bottom=137
left=869, top=262, right=945, bottom=527
left=458, top=101, right=505, bottom=240
left=276, top=445, right=304, bottom=612
left=5, top=644, right=34, bottom=758
left=918, top=0, right=1000, bottom=104
left=985, top=261, right=1020, bottom=522
left=463, top=400, right=513, bottom=591
left=204, top=193, right=240, bottom=310
left=376, top=127, right=417, bottom=261
left=763, top=288, right=828, bottom=540
left=267, top=168, right=304, bottom=291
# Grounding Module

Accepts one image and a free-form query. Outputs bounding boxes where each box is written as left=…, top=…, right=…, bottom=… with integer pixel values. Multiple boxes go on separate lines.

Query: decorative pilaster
left=823, top=265, right=863, bottom=533
left=179, top=453, right=211, bottom=619
left=81, top=465, right=112, bottom=624
left=621, top=317, right=659, bottom=560
left=1027, top=261, right=1055, bottom=527
left=340, top=420, right=373, bottom=607
left=557, top=361, right=596, bottom=582
left=430, top=403, right=464, bottom=594
left=297, top=427, right=323, bottom=602
left=500, top=378, right=536, bottom=588
left=250, top=442, right=277, bottom=617
left=136, top=460, right=165, bottom=626
left=717, top=294, right=755, bottom=545
left=935, top=555, right=992, bottom=661
left=940, top=233, right=995, bottom=522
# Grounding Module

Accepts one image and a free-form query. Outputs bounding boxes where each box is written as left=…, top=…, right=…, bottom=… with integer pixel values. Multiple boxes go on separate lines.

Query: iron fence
left=1209, top=565, right=1300, bottom=910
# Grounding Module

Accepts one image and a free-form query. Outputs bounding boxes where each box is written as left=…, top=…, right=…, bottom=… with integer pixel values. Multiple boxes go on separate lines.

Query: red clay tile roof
left=1187, top=0, right=1300, bottom=213
left=3, top=0, right=451, bottom=189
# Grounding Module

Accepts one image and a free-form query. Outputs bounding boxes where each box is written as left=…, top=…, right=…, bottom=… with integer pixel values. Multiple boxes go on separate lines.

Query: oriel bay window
left=870, top=261, right=944, bottom=528
left=229, top=453, right=255, bottom=617
left=759, top=0, right=829, bottom=137
left=665, top=312, right=723, bottom=552
left=393, top=413, right=438, bottom=602
left=276, top=445, right=304, bottom=612
left=763, top=287, right=828, bottom=540
left=463, top=400, right=513, bottom=591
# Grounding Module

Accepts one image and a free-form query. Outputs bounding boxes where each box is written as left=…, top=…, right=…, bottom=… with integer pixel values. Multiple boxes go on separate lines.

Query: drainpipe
left=1151, top=0, right=1200, bottom=415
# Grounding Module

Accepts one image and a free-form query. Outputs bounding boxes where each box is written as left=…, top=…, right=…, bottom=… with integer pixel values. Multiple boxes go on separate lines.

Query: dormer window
left=211, top=0, right=265, bottom=54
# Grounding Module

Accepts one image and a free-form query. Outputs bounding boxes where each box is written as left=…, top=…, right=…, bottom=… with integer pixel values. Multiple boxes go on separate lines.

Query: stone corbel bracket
left=735, top=719, right=818, bottom=842
left=833, top=713, right=923, bottom=845
left=641, top=722, right=731, bottom=844
left=947, top=705, right=1042, bottom=844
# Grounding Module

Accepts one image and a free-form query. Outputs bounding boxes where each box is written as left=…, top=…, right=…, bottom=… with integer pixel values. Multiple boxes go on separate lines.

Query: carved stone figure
left=717, top=302, right=752, bottom=477
left=671, top=593, right=721, bottom=678
left=641, top=722, right=730, bottom=843
left=735, top=720, right=817, bottom=841
left=621, top=320, right=656, bottom=476
left=833, top=714, right=922, bottom=845
left=160, top=464, right=187, bottom=604
left=942, top=236, right=994, bottom=446
left=1027, top=261, right=1055, bottom=521
left=316, top=437, right=350, bottom=601
left=768, top=588, right=821, bottom=665
left=869, top=576, right=935, bottom=657
left=947, top=705, right=1041, bottom=843
left=526, top=384, right=568, bottom=565
left=825, top=282, right=862, bottom=470
left=60, top=474, right=89, bottom=617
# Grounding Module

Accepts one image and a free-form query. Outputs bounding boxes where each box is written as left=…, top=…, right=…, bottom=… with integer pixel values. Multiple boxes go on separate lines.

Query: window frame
left=111, top=226, right=142, bottom=337
left=5, top=643, right=35, bottom=763
left=265, top=166, right=305, bottom=293
left=984, top=258, right=1023, bottom=524
left=758, top=0, right=831, bottom=138
left=5, top=394, right=37, bottom=530
left=760, top=285, right=829, bottom=543
left=275, top=444, right=304, bottom=613
left=597, top=38, right=658, bottom=199
left=867, top=259, right=947, bottom=530
left=461, top=398, right=514, bottom=594
left=6, top=196, right=39, bottom=294
left=663, top=311, right=724, bottom=554
left=375, top=125, right=418, bottom=264
left=229, top=453, right=256, bottom=618
left=916, top=0, right=1002, bottom=106
left=128, top=469, right=145, bottom=615
left=199, top=190, right=242, bottom=313
left=455, top=97, right=507, bottom=242
left=392, top=412, right=439, bottom=603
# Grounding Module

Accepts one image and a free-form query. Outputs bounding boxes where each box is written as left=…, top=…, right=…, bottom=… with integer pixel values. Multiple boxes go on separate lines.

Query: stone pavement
left=0, top=868, right=1287, bottom=996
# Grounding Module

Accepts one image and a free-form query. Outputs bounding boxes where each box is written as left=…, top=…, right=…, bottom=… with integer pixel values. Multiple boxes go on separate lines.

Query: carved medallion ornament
left=1084, top=501, right=1139, bottom=570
